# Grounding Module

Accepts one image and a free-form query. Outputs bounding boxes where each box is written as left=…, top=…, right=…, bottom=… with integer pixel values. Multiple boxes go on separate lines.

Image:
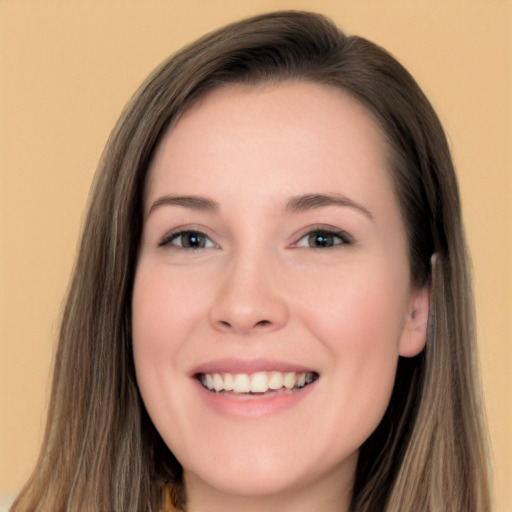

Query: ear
left=398, top=282, right=430, bottom=358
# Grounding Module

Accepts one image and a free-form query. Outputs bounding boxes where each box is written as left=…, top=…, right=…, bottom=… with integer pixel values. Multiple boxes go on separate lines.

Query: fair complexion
left=132, top=82, right=429, bottom=512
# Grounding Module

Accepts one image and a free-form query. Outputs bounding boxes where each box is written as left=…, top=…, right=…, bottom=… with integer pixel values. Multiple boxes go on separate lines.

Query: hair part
left=12, top=10, right=491, bottom=512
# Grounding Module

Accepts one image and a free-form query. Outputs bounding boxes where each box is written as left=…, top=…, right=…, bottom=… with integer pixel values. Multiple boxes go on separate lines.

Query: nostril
left=219, top=320, right=232, bottom=328
left=255, top=320, right=271, bottom=327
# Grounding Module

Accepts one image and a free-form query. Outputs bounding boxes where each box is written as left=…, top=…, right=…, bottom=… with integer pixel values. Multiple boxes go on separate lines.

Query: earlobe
left=398, top=283, right=430, bottom=358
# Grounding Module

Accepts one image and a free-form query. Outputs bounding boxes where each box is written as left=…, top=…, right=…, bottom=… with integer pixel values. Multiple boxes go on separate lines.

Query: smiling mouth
left=198, top=371, right=319, bottom=394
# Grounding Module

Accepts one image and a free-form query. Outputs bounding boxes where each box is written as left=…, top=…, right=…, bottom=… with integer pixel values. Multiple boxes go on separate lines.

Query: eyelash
left=158, top=230, right=216, bottom=250
left=294, top=228, right=352, bottom=249
left=158, top=228, right=352, bottom=250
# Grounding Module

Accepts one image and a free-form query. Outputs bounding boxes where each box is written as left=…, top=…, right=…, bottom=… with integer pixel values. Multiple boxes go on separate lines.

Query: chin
left=185, top=465, right=306, bottom=499
left=180, top=441, right=358, bottom=502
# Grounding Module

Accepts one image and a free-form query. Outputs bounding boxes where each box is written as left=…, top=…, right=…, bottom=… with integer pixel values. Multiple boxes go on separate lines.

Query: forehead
left=145, top=82, right=396, bottom=217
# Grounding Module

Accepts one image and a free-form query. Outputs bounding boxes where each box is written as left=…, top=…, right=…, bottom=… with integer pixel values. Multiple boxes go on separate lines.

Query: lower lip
left=195, top=379, right=317, bottom=418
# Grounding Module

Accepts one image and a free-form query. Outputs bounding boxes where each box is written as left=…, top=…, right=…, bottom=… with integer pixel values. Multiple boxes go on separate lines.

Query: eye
left=295, top=229, right=351, bottom=248
left=159, top=230, right=216, bottom=250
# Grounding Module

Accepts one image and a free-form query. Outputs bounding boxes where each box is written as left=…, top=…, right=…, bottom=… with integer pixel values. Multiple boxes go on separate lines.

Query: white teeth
left=283, top=372, right=296, bottom=389
left=233, top=373, right=251, bottom=393
left=268, top=371, right=283, bottom=390
left=223, top=373, right=234, bottom=391
left=213, top=373, right=223, bottom=392
left=200, top=371, right=316, bottom=394
left=250, top=372, right=269, bottom=392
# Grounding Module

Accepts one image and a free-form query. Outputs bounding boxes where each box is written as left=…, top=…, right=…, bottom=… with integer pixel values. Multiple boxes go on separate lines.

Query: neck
left=183, top=465, right=354, bottom=512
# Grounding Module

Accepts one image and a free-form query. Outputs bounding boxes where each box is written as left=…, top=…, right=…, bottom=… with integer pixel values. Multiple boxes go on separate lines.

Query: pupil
left=310, top=232, right=332, bottom=247
left=184, top=232, right=203, bottom=248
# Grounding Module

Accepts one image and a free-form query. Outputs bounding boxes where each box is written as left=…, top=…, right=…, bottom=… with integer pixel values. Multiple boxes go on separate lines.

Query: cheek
left=132, top=277, right=173, bottom=367
left=131, top=269, right=199, bottom=408
left=132, top=268, right=207, bottom=358
left=132, top=274, right=171, bottom=412
left=131, top=268, right=209, bottom=450
left=297, top=267, right=407, bottom=425
left=299, top=265, right=407, bottom=354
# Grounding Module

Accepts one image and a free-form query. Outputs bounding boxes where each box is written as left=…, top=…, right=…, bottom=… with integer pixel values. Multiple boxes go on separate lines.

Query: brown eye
left=297, top=230, right=351, bottom=248
left=160, top=230, right=215, bottom=249
left=180, top=231, right=207, bottom=249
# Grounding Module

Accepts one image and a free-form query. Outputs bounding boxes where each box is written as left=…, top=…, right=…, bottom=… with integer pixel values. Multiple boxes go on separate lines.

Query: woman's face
left=132, top=82, right=428, bottom=509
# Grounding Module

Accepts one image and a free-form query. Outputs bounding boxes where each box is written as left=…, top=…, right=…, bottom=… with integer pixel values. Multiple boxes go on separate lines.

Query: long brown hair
left=12, top=11, right=491, bottom=512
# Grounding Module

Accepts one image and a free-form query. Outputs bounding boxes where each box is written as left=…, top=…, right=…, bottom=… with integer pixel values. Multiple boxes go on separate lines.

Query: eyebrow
left=286, top=193, right=373, bottom=220
left=147, top=195, right=219, bottom=218
left=146, top=192, right=373, bottom=220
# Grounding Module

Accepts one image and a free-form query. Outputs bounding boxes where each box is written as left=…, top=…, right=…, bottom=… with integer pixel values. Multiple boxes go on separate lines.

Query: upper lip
left=190, top=358, right=318, bottom=377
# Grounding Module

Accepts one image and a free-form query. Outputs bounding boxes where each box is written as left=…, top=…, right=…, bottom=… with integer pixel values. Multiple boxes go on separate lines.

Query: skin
left=132, top=82, right=429, bottom=512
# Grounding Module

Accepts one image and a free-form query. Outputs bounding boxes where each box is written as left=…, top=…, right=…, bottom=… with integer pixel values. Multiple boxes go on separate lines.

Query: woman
left=11, top=11, right=491, bottom=512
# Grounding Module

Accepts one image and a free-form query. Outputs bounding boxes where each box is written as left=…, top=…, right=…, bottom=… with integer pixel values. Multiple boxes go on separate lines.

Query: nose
left=208, top=253, right=289, bottom=335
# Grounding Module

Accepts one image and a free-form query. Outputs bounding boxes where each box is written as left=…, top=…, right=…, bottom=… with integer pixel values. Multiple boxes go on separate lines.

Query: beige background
left=1, top=1, right=511, bottom=510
